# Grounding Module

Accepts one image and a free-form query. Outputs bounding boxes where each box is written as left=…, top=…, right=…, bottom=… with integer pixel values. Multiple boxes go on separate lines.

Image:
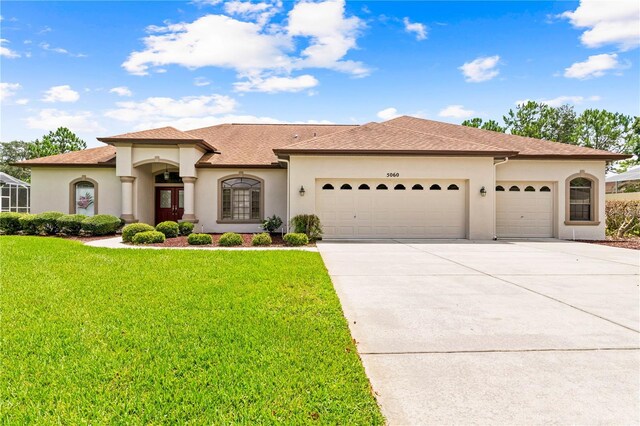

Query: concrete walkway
left=85, top=236, right=318, bottom=251
left=317, top=239, right=640, bottom=425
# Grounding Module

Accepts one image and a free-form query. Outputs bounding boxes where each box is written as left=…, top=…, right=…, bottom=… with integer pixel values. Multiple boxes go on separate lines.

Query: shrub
left=179, top=221, right=195, bottom=236
left=283, top=233, right=309, bottom=246
left=261, top=215, right=283, bottom=233
left=56, top=214, right=87, bottom=236
left=122, top=223, right=155, bottom=243
left=0, top=212, right=23, bottom=235
left=290, top=214, right=322, bottom=241
left=188, top=233, right=212, bottom=245
left=252, top=232, right=272, bottom=246
left=18, top=214, right=37, bottom=235
left=156, top=221, right=179, bottom=238
left=132, top=230, right=165, bottom=245
left=81, top=214, right=121, bottom=236
left=218, top=232, right=243, bottom=247
left=606, top=200, right=640, bottom=238
left=32, top=211, right=65, bottom=235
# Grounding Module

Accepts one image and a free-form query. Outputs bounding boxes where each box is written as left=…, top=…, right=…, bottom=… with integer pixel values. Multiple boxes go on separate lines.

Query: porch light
left=299, top=185, right=306, bottom=196
left=480, top=186, right=487, bottom=197
left=163, top=166, right=170, bottom=181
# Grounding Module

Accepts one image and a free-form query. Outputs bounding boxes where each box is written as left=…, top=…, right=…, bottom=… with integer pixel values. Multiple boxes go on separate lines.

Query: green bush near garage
left=290, top=214, right=323, bottom=241
left=251, top=233, right=272, bottom=246
left=178, top=221, right=194, bottom=236
left=0, top=212, right=23, bottom=235
left=56, top=214, right=87, bottom=236
left=218, top=232, right=243, bottom=247
left=122, top=223, right=155, bottom=243
left=132, top=230, right=166, bottom=245
left=283, top=233, right=309, bottom=246
left=156, top=221, right=180, bottom=238
left=187, top=233, right=212, bottom=245
left=81, top=214, right=121, bottom=236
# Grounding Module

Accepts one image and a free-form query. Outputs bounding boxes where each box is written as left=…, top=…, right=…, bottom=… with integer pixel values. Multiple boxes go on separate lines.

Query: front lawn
left=0, top=237, right=382, bottom=424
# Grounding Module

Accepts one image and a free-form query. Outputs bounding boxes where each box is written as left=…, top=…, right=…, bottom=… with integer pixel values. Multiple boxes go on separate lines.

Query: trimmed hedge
left=56, top=214, right=87, bottom=236
left=132, top=230, right=165, bottom=245
left=283, top=233, right=309, bottom=246
left=33, top=211, right=65, bottom=235
left=290, top=214, right=322, bottom=241
left=122, top=223, right=155, bottom=243
left=251, top=233, right=272, bottom=246
left=156, top=221, right=179, bottom=238
left=81, top=214, right=121, bottom=236
left=188, top=233, right=212, bottom=245
left=218, top=232, right=243, bottom=247
left=0, top=212, right=23, bottom=235
left=178, top=221, right=194, bottom=236
left=18, top=214, right=37, bottom=235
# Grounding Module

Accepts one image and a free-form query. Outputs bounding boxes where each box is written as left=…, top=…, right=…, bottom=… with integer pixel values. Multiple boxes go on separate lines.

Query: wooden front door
left=155, top=187, right=184, bottom=224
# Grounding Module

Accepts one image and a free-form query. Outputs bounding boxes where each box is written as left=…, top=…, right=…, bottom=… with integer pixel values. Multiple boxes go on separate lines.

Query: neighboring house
left=16, top=116, right=628, bottom=240
left=0, top=172, right=30, bottom=213
left=605, top=166, right=640, bottom=201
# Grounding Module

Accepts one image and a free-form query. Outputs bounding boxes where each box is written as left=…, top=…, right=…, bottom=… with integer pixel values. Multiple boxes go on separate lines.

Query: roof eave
left=513, top=153, right=632, bottom=161
left=97, top=137, right=215, bottom=151
left=273, top=149, right=519, bottom=157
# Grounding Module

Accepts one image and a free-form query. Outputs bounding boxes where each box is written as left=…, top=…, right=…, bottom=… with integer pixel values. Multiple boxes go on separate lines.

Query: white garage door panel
left=496, top=182, right=553, bottom=238
left=317, top=180, right=466, bottom=239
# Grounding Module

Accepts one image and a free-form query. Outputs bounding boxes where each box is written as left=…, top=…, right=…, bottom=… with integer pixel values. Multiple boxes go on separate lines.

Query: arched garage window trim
left=69, top=176, right=98, bottom=215
left=565, top=172, right=600, bottom=226
left=217, top=174, right=264, bottom=224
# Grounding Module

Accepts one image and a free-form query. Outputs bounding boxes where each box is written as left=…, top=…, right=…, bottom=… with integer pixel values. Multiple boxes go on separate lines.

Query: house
left=17, top=116, right=628, bottom=240
left=605, top=166, right=640, bottom=201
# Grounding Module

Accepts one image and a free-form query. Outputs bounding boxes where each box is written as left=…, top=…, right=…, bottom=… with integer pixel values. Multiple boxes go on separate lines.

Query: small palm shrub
left=33, top=211, right=65, bottom=235
left=122, top=223, right=155, bottom=243
left=132, top=230, right=165, bottom=245
left=218, top=232, right=243, bottom=247
left=0, top=212, right=23, bottom=235
left=156, top=221, right=179, bottom=238
left=251, top=232, right=272, bottom=246
left=283, top=233, right=309, bottom=246
left=81, top=214, right=121, bottom=236
left=178, top=221, right=194, bottom=236
left=56, top=214, right=87, bottom=236
left=290, top=214, right=322, bottom=241
left=188, top=233, right=212, bottom=245
left=18, top=214, right=37, bottom=235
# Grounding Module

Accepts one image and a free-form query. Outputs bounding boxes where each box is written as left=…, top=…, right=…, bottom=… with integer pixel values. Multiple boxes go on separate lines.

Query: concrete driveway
left=317, top=239, right=639, bottom=425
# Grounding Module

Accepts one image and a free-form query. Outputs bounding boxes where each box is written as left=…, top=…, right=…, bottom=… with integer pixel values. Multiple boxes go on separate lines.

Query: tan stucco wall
left=288, top=155, right=496, bottom=239
left=497, top=159, right=606, bottom=240
left=30, top=167, right=121, bottom=216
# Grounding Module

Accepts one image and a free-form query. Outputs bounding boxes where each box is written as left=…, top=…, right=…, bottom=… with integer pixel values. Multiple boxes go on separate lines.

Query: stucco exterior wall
left=288, top=155, right=496, bottom=240
left=497, top=159, right=606, bottom=240
left=30, top=167, right=121, bottom=216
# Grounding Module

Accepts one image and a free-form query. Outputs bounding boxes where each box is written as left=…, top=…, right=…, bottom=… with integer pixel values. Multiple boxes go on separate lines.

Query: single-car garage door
left=496, top=182, right=554, bottom=238
left=316, top=179, right=466, bottom=239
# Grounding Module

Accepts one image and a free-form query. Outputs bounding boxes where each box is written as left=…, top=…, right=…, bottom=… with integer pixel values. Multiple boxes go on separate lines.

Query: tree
left=0, top=140, right=31, bottom=182
left=574, top=109, right=639, bottom=154
left=28, top=127, right=86, bottom=159
left=461, top=118, right=505, bottom=133
left=503, top=101, right=577, bottom=143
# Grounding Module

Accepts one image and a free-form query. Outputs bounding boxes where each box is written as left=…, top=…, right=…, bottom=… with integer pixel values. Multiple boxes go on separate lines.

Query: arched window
left=74, top=181, right=95, bottom=216
left=340, top=183, right=352, bottom=190
left=376, top=184, right=388, bottom=190
left=220, top=176, right=262, bottom=221
left=509, top=185, right=520, bottom=192
left=358, top=184, right=370, bottom=190
left=540, top=186, right=551, bottom=192
left=322, top=183, right=334, bottom=190
left=524, top=186, right=535, bottom=192
left=394, top=184, right=406, bottom=190
left=447, top=184, right=459, bottom=191
left=412, top=184, right=424, bottom=190
left=495, top=185, right=505, bottom=191
left=429, top=184, right=441, bottom=190
left=569, top=178, right=592, bottom=221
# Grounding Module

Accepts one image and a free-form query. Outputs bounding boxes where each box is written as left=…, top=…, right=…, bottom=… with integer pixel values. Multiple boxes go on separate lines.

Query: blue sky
left=1, top=0, right=639, bottom=147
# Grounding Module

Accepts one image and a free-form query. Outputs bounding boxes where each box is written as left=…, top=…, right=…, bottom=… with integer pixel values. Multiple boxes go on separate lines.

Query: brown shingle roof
left=97, top=126, right=214, bottom=150
left=188, top=123, right=357, bottom=167
left=17, top=146, right=116, bottom=167
left=385, top=116, right=629, bottom=160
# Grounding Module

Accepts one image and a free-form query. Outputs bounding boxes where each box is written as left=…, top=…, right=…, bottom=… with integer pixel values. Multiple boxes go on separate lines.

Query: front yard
left=0, top=237, right=382, bottom=424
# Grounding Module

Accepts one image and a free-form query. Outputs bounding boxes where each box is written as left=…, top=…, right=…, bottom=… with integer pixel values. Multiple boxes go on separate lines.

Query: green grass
left=0, top=237, right=383, bottom=424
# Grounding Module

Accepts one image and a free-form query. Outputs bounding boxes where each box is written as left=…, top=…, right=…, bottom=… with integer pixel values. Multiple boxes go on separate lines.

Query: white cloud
left=234, top=74, right=318, bottom=93
left=193, top=77, right=211, bottom=86
left=377, top=107, right=401, bottom=120
left=25, top=109, right=104, bottom=132
left=515, top=95, right=601, bottom=107
left=16, top=98, right=29, bottom=105
left=109, top=86, right=133, bottom=97
left=0, top=39, right=20, bottom=58
left=563, top=53, right=622, bottom=79
left=42, top=85, right=80, bottom=103
left=438, top=105, right=475, bottom=119
left=560, top=0, right=640, bottom=50
left=224, top=0, right=278, bottom=26
left=403, top=17, right=427, bottom=41
left=39, top=42, right=86, bottom=58
left=0, top=82, right=22, bottom=101
left=459, top=55, right=500, bottom=82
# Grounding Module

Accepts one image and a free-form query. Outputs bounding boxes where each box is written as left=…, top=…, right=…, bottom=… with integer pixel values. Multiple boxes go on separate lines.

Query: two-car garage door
left=316, top=179, right=466, bottom=239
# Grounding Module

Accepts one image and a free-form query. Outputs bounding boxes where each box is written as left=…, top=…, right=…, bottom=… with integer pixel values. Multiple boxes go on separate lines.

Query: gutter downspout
left=493, top=157, right=509, bottom=240
left=279, top=158, right=290, bottom=233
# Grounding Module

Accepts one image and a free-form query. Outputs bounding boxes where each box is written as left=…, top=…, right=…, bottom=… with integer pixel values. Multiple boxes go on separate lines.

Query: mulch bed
left=578, top=237, right=640, bottom=250
left=135, top=233, right=313, bottom=248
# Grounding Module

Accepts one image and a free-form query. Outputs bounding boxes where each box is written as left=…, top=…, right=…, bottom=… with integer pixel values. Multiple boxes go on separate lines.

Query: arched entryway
left=154, top=170, right=184, bottom=224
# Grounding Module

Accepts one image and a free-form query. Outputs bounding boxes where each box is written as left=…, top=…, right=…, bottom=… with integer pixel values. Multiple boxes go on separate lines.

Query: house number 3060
left=386, top=172, right=400, bottom=177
